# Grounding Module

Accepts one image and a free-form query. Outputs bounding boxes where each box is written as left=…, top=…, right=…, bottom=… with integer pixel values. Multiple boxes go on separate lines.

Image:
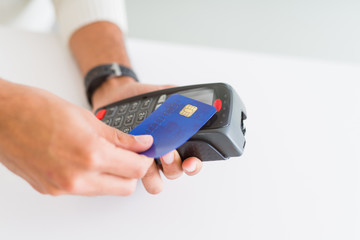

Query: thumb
left=94, top=120, right=153, bottom=153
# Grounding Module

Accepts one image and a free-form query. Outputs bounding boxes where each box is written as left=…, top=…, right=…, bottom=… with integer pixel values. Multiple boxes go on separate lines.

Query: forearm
left=0, top=79, right=18, bottom=114
left=69, top=21, right=135, bottom=109
left=69, top=21, right=131, bottom=75
left=0, top=79, right=10, bottom=133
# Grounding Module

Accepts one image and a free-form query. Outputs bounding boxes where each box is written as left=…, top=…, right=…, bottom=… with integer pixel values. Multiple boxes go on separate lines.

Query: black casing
left=95, top=83, right=247, bottom=161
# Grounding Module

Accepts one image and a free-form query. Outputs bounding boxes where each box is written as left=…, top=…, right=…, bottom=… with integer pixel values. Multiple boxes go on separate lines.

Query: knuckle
left=82, top=149, right=101, bottom=170
left=58, top=174, right=82, bottom=194
left=118, top=133, right=136, bottom=149
left=47, top=188, right=62, bottom=196
left=39, top=183, right=63, bottom=196
left=112, top=129, right=122, bottom=146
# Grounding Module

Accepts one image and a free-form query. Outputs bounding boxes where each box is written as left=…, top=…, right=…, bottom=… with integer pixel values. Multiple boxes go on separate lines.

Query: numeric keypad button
left=121, top=127, right=132, bottom=133
left=124, top=113, right=135, bottom=126
left=103, top=118, right=112, bottom=126
left=118, top=104, right=129, bottom=115
left=129, top=101, right=140, bottom=112
left=106, top=106, right=118, bottom=117
left=113, top=116, right=123, bottom=127
left=141, top=98, right=153, bottom=109
left=158, top=94, right=167, bottom=103
left=136, top=111, right=148, bottom=122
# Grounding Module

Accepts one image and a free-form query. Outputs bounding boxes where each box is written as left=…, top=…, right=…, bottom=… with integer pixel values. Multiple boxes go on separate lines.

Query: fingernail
left=184, top=161, right=197, bottom=173
left=162, top=151, right=174, bottom=165
left=134, top=135, right=153, bottom=145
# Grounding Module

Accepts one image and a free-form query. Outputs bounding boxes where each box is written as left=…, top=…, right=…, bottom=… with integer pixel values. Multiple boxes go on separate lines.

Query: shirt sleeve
left=52, top=0, right=128, bottom=44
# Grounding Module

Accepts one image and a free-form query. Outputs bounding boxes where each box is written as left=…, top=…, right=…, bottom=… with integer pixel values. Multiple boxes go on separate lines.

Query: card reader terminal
left=94, top=83, right=247, bottom=161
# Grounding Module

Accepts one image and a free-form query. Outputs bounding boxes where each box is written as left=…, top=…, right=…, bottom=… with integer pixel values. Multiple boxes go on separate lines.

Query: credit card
left=129, top=94, right=217, bottom=158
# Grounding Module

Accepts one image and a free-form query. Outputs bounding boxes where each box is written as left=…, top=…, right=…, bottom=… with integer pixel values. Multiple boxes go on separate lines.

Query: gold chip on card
left=179, top=104, right=198, bottom=117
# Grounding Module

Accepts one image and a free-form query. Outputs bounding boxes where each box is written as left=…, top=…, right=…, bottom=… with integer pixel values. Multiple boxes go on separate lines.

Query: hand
left=92, top=77, right=203, bottom=194
left=0, top=80, right=154, bottom=196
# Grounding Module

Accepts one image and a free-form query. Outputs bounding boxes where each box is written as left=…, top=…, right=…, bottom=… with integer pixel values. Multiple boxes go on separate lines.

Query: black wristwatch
left=84, top=63, right=139, bottom=106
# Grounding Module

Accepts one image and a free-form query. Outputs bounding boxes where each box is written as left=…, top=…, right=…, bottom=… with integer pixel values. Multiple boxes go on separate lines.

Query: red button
left=213, top=99, right=222, bottom=112
left=96, top=109, right=107, bottom=120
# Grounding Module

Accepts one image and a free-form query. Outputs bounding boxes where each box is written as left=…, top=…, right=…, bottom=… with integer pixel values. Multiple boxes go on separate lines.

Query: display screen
left=176, top=88, right=214, bottom=105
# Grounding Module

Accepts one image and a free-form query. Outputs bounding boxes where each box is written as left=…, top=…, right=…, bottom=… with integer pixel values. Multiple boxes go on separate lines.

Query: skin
left=0, top=21, right=202, bottom=196
left=70, top=21, right=202, bottom=194
left=0, top=79, right=153, bottom=196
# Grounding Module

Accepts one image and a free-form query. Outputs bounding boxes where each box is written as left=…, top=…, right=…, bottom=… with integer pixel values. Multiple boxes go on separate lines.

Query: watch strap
left=85, top=63, right=139, bottom=106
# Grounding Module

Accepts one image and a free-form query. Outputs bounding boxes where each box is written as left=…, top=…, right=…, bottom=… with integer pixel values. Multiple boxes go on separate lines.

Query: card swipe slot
left=177, top=140, right=228, bottom=161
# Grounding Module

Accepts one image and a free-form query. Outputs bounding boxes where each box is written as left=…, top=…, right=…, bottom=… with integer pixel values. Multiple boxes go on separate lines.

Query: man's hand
left=0, top=79, right=154, bottom=196
left=92, top=77, right=203, bottom=194
left=69, top=21, right=202, bottom=195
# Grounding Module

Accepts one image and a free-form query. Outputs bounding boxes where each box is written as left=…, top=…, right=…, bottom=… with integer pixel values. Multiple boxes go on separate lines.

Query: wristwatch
left=84, top=63, right=139, bottom=106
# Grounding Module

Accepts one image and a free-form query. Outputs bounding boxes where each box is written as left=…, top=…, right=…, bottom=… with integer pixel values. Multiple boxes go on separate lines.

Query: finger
left=92, top=138, right=154, bottom=179
left=62, top=173, right=138, bottom=196
left=182, top=157, right=202, bottom=176
left=141, top=161, right=163, bottom=195
left=94, top=120, right=153, bottom=152
left=92, top=174, right=138, bottom=196
left=160, top=150, right=183, bottom=180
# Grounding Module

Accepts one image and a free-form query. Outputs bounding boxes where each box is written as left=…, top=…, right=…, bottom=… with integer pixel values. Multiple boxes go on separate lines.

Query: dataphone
left=95, top=83, right=247, bottom=161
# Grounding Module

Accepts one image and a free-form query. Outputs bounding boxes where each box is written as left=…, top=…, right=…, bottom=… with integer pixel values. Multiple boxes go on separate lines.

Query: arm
left=69, top=20, right=134, bottom=110
left=69, top=21, right=202, bottom=194
left=0, top=78, right=154, bottom=196
left=0, top=0, right=151, bottom=197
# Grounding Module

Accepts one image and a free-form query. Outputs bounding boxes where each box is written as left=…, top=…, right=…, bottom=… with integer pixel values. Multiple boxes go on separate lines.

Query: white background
left=0, top=27, right=359, bottom=240
left=127, top=0, right=360, bottom=63
left=2, top=0, right=360, bottom=63
left=1, top=1, right=360, bottom=239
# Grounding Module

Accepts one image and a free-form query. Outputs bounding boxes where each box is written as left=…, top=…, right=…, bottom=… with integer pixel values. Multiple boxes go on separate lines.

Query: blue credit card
left=129, top=94, right=217, bottom=158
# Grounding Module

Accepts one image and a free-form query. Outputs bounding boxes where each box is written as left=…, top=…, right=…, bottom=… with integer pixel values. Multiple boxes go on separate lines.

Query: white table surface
left=0, top=27, right=359, bottom=240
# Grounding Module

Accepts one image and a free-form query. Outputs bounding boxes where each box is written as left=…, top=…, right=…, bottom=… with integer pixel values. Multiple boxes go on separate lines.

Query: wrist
left=91, top=76, right=136, bottom=110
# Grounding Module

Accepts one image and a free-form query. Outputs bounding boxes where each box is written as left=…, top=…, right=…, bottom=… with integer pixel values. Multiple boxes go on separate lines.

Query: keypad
left=124, top=113, right=136, bottom=126
left=112, top=116, right=123, bottom=127
left=106, top=106, right=118, bottom=117
left=118, top=104, right=129, bottom=115
left=122, top=126, right=132, bottom=133
left=129, top=101, right=140, bottom=112
left=158, top=94, right=166, bottom=103
left=141, top=98, right=152, bottom=109
left=104, top=118, right=112, bottom=125
left=136, top=111, right=147, bottom=122
left=100, top=96, right=164, bottom=133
